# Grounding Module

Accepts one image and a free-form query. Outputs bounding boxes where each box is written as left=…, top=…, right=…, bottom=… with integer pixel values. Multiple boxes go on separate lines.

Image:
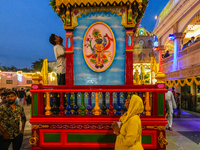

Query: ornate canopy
left=56, top=0, right=143, bottom=7
left=49, top=0, right=149, bottom=30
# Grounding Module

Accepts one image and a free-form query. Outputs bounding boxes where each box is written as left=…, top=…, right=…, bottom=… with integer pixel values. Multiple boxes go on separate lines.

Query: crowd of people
left=182, top=36, right=200, bottom=50
left=0, top=89, right=27, bottom=150
left=0, top=88, right=31, bottom=107
left=162, top=36, right=200, bottom=59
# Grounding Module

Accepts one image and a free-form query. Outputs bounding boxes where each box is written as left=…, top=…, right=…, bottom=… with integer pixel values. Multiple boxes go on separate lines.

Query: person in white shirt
left=165, top=86, right=177, bottom=131
left=49, top=34, right=66, bottom=85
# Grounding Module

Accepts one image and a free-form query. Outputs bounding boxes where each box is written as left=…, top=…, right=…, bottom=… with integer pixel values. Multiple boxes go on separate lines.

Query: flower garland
left=165, top=76, right=200, bottom=87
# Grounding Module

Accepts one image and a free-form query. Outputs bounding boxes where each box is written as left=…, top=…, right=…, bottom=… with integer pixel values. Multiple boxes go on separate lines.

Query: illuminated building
left=153, top=0, right=200, bottom=112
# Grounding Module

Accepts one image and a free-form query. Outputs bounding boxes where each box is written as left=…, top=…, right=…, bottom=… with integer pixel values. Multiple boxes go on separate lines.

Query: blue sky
left=0, top=0, right=169, bottom=69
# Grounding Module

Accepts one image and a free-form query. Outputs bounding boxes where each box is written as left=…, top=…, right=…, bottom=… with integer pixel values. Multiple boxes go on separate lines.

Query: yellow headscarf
left=120, top=95, right=144, bottom=124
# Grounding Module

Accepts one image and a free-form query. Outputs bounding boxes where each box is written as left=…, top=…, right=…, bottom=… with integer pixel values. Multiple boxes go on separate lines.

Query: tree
left=31, top=59, right=53, bottom=73
left=31, top=59, right=44, bottom=72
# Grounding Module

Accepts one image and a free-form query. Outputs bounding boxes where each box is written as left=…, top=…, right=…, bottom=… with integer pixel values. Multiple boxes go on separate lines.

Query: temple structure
left=29, top=1, right=168, bottom=150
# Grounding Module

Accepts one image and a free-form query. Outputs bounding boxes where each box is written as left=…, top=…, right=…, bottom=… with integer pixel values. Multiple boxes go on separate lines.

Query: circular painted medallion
left=83, top=22, right=116, bottom=72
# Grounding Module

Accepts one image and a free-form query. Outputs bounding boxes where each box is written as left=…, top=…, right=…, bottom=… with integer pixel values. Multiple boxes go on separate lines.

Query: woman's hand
left=111, top=122, right=120, bottom=136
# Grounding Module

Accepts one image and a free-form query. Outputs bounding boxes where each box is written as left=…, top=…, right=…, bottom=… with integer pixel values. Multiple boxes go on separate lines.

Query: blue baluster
left=116, top=92, right=121, bottom=115
left=66, top=93, right=72, bottom=115
left=87, top=92, right=93, bottom=115
left=139, top=92, right=143, bottom=99
left=73, top=93, right=79, bottom=115
left=101, top=92, right=107, bottom=115
left=123, top=92, right=127, bottom=113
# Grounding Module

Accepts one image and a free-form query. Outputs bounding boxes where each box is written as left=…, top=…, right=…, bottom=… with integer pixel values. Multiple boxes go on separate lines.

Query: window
left=6, top=80, right=13, bottom=84
left=27, top=80, right=32, bottom=84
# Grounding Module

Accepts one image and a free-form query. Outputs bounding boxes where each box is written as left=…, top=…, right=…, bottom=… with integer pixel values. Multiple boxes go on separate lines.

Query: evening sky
left=0, top=0, right=169, bottom=69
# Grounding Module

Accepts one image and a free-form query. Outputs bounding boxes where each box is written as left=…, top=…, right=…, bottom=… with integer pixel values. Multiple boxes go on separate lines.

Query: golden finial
left=57, top=94, right=60, bottom=97
left=121, top=93, right=123, bottom=97
left=114, top=93, right=116, bottom=97
left=78, top=93, right=80, bottom=97
left=56, top=7, right=60, bottom=14
left=85, top=93, right=88, bottom=97
left=64, top=93, right=67, bottom=97
left=44, top=93, right=46, bottom=98
left=100, top=93, right=101, bottom=97
left=92, top=93, right=94, bottom=97
left=106, top=93, right=109, bottom=97
left=50, top=94, right=52, bottom=97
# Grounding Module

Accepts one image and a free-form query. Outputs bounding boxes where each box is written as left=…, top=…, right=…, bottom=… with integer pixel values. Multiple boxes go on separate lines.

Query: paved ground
left=8, top=106, right=200, bottom=150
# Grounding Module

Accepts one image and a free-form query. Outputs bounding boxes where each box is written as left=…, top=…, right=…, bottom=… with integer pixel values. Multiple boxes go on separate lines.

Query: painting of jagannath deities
left=83, top=22, right=116, bottom=72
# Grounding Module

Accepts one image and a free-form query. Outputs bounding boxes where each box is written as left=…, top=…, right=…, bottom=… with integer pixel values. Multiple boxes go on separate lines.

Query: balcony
left=161, top=41, right=200, bottom=78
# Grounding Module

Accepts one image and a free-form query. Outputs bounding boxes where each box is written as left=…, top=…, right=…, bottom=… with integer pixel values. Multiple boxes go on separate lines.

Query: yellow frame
left=83, top=22, right=116, bottom=72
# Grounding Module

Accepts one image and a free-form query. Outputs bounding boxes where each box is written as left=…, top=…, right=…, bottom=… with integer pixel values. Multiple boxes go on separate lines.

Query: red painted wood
left=153, top=92, right=156, bottom=116
left=40, top=129, right=115, bottom=148
left=31, top=88, right=166, bottom=93
left=142, top=130, right=157, bottom=149
left=59, top=92, right=65, bottom=115
left=109, top=92, right=114, bottom=115
left=65, top=53, right=74, bottom=85
left=40, top=84, right=158, bottom=89
left=65, top=32, right=74, bottom=86
left=125, top=51, right=133, bottom=85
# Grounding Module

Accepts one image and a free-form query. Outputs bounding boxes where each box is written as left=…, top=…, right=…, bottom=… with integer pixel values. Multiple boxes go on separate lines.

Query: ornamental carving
left=56, top=0, right=143, bottom=8
left=146, top=125, right=166, bottom=131
left=72, top=7, right=126, bottom=28
left=32, top=125, right=49, bottom=130
left=50, top=124, right=111, bottom=130
left=29, top=130, right=39, bottom=146
left=158, top=132, right=168, bottom=148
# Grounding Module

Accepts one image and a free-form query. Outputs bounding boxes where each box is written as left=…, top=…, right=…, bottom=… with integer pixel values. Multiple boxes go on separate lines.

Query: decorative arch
left=179, top=8, right=200, bottom=33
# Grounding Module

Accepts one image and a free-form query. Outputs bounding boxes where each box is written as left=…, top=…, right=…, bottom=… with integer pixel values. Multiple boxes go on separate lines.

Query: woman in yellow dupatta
left=112, top=95, right=144, bottom=150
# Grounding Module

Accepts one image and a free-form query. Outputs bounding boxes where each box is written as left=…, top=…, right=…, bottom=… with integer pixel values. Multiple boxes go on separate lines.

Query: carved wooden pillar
left=65, top=32, right=74, bottom=85
left=125, top=30, right=134, bottom=85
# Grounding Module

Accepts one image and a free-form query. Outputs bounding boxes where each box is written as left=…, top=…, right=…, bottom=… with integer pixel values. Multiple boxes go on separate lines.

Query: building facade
left=153, top=0, right=200, bottom=112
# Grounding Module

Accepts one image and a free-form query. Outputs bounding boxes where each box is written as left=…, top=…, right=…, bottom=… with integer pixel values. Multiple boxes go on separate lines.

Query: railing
left=179, top=41, right=200, bottom=58
left=181, top=95, right=200, bottom=113
left=30, top=85, right=166, bottom=117
left=162, top=54, right=174, bottom=64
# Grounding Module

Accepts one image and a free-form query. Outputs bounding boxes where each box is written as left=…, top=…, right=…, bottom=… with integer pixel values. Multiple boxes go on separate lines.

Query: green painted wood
left=158, top=93, right=164, bottom=116
left=142, top=135, right=152, bottom=144
left=44, top=134, right=61, bottom=142
left=67, top=134, right=116, bottom=143
left=32, top=94, right=38, bottom=116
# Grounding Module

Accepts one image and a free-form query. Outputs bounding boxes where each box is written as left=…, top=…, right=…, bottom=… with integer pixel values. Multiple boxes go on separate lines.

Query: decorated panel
left=73, top=12, right=126, bottom=85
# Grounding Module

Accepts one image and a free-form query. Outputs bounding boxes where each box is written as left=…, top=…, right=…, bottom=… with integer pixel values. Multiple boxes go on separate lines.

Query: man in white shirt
left=49, top=34, right=66, bottom=85
left=165, top=86, right=177, bottom=131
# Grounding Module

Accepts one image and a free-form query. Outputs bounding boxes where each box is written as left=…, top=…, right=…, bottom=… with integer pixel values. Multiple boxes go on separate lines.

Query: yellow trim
left=126, top=32, right=134, bottom=35
left=65, top=34, right=73, bottom=37
left=83, top=22, right=116, bottom=72
left=125, top=49, right=134, bottom=52
left=63, top=26, right=74, bottom=30
left=65, top=51, right=74, bottom=54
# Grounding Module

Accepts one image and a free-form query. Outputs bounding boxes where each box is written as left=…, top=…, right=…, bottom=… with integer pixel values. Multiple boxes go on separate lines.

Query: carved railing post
left=73, top=93, right=79, bottom=115
left=116, top=92, right=121, bottom=115
left=101, top=92, right=107, bottom=115
left=87, top=92, right=93, bottom=115
left=109, top=92, right=114, bottom=115
left=45, top=92, right=51, bottom=115
left=94, top=92, right=100, bottom=115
